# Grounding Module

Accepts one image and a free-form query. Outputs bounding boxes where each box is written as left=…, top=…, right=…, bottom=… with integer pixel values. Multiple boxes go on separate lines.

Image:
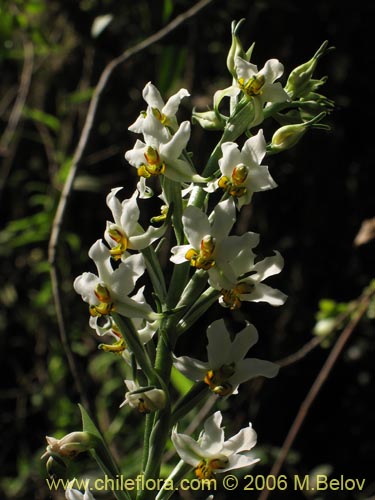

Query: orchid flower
left=74, top=239, right=158, bottom=321
left=120, top=379, right=166, bottom=414
left=215, top=129, right=277, bottom=209
left=208, top=233, right=287, bottom=309
left=173, top=319, right=279, bottom=397
left=89, top=310, right=158, bottom=357
left=129, top=81, right=189, bottom=135
left=171, top=198, right=241, bottom=289
left=172, top=411, right=259, bottom=479
left=104, top=187, right=165, bottom=261
left=125, top=120, right=205, bottom=184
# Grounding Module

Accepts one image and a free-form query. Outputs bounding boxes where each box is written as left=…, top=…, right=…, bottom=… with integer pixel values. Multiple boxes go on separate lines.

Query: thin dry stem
left=258, top=287, right=374, bottom=500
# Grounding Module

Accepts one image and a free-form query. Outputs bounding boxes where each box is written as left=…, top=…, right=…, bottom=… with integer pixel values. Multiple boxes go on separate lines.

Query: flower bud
left=271, top=123, right=307, bottom=152
left=41, top=431, right=99, bottom=460
left=285, top=41, right=332, bottom=99
left=120, top=381, right=166, bottom=414
left=270, top=112, right=329, bottom=152
left=192, top=109, right=226, bottom=131
left=226, top=19, right=254, bottom=78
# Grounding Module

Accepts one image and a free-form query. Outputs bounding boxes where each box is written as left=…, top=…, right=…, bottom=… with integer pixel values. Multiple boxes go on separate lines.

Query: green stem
left=91, top=443, right=132, bottom=500
left=112, top=314, right=156, bottom=383
left=155, top=461, right=193, bottom=500
left=171, top=382, right=209, bottom=425
left=141, top=246, right=167, bottom=303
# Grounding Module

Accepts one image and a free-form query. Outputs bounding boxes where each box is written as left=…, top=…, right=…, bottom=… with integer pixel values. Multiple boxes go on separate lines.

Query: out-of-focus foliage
left=1, top=0, right=374, bottom=499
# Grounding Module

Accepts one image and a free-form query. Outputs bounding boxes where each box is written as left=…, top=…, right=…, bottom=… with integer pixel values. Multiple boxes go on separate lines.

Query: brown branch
left=258, top=287, right=374, bottom=500
left=47, top=0, right=213, bottom=408
left=0, top=40, right=34, bottom=200
left=276, top=299, right=359, bottom=368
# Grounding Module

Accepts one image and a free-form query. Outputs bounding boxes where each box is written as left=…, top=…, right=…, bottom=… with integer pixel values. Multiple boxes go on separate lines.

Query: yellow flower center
left=194, top=456, right=229, bottom=480
left=108, top=227, right=129, bottom=261
left=204, top=363, right=235, bottom=397
left=221, top=282, right=254, bottom=310
left=137, top=146, right=166, bottom=178
left=98, top=333, right=126, bottom=354
left=238, top=74, right=265, bottom=97
left=218, top=164, right=248, bottom=198
left=185, top=235, right=216, bottom=270
left=89, top=284, right=115, bottom=316
left=151, top=107, right=168, bottom=126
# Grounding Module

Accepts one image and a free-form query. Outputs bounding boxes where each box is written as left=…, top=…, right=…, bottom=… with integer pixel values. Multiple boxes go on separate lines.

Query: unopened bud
left=226, top=19, right=254, bottom=78
left=42, top=431, right=99, bottom=461
left=270, top=112, right=329, bottom=152
left=192, top=110, right=226, bottom=131
left=285, top=41, right=332, bottom=99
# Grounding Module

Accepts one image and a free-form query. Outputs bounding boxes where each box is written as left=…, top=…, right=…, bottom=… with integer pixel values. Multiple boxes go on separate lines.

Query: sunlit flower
left=125, top=120, right=205, bottom=184
left=235, top=56, right=288, bottom=104
left=74, top=239, right=157, bottom=321
left=172, top=411, right=259, bottom=479
left=174, top=319, right=279, bottom=397
left=104, top=187, right=165, bottom=261
left=216, top=129, right=276, bottom=208
left=170, top=198, right=239, bottom=289
left=120, top=380, right=166, bottom=414
left=129, top=81, right=189, bottom=134
left=208, top=233, right=287, bottom=309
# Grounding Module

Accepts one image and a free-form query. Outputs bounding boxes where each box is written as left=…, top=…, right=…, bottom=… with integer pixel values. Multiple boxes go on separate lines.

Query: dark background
left=1, top=0, right=374, bottom=498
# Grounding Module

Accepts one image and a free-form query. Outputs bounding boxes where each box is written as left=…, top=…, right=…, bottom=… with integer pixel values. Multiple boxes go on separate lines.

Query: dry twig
left=258, top=286, right=374, bottom=500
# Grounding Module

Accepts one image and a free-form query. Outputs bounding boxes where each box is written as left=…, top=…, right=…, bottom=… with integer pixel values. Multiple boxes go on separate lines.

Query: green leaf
left=23, top=106, right=60, bottom=132
left=170, top=366, right=194, bottom=395
left=78, top=403, right=103, bottom=442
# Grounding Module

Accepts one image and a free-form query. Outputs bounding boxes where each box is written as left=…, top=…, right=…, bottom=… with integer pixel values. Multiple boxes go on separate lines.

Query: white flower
left=235, top=56, right=288, bottom=103
left=65, top=484, right=96, bottom=500
left=173, top=319, right=279, bottom=397
left=170, top=198, right=239, bottom=289
left=125, top=120, right=205, bottom=184
left=216, top=129, right=276, bottom=208
left=172, top=411, right=259, bottom=479
left=74, top=239, right=157, bottom=321
left=120, top=379, right=166, bottom=413
left=129, top=81, right=189, bottom=134
left=104, top=187, right=165, bottom=261
left=208, top=233, right=287, bottom=309
left=89, top=312, right=157, bottom=359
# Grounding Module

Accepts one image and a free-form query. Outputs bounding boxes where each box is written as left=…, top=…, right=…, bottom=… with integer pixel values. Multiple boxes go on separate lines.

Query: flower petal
left=230, top=358, right=279, bottom=386
left=252, top=251, right=284, bottom=282
left=229, top=323, right=259, bottom=363
left=182, top=206, right=211, bottom=249
left=241, top=282, right=287, bottom=306
left=173, top=354, right=208, bottom=381
left=221, top=424, right=257, bottom=455
left=163, top=88, right=190, bottom=117
left=171, top=429, right=203, bottom=466
left=161, top=121, right=190, bottom=159
left=207, top=319, right=231, bottom=368
left=200, top=411, right=225, bottom=455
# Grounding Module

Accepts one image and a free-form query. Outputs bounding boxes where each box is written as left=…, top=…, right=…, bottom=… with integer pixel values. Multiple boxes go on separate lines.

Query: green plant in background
left=40, top=19, right=335, bottom=499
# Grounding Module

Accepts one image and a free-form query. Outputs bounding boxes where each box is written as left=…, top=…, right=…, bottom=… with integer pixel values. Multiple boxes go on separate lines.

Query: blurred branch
left=258, top=284, right=375, bottom=500
left=47, top=0, right=213, bottom=410
left=276, top=299, right=358, bottom=368
left=0, top=40, right=34, bottom=200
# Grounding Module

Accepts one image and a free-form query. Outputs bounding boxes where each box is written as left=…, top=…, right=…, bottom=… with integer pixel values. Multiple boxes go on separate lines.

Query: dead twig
left=258, top=286, right=374, bottom=500
left=0, top=40, right=34, bottom=200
